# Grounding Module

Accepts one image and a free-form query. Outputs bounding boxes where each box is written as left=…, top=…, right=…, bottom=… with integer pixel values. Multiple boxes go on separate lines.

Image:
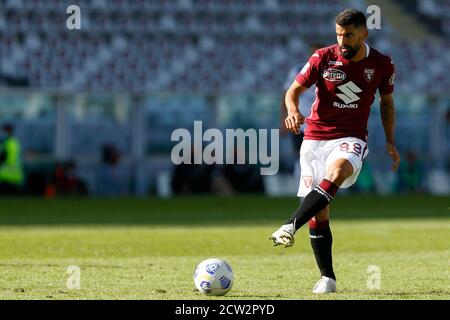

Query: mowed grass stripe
left=0, top=195, right=448, bottom=226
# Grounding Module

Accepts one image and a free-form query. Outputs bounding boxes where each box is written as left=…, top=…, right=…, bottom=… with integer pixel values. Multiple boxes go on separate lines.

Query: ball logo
left=199, top=280, right=212, bottom=293
left=323, top=68, right=346, bottom=82
left=205, top=263, right=220, bottom=275
left=219, top=276, right=231, bottom=289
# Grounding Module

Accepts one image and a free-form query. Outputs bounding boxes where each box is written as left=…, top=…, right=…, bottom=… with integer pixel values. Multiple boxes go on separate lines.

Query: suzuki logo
left=336, top=81, right=362, bottom=104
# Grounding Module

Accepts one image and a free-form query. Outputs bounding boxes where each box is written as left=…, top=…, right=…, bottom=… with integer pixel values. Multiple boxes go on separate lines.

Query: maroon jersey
left=295, top=44, right=395, bottom=141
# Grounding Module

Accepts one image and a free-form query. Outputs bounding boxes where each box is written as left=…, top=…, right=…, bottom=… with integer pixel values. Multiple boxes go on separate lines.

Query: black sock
left=286, top=179, right=339, bottom=230
left=309, top=219, right=335, bottom=280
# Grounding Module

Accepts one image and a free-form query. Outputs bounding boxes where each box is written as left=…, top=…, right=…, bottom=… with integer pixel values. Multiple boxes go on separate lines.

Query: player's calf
left=285, top=179, right=339, bottom=232
left=309, top=218, right=336, bottom=281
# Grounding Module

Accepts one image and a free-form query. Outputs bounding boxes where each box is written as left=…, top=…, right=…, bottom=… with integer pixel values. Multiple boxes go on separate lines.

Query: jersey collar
left=364, top=43, right=370, bottom=59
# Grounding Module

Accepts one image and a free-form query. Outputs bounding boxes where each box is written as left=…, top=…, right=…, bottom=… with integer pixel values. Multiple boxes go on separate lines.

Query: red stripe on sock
left=319, top=179, right=339, bottom=198
left=308, top=218, right=329, bottom=230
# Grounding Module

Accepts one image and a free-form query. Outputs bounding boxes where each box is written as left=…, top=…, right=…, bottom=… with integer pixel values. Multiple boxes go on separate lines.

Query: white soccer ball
left=193, top=258, right=234, bottom=296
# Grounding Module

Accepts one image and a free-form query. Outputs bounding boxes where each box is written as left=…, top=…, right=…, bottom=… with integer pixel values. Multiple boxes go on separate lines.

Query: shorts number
left=339, top=142, right=349, bottom=152
left=353, top=143, right=362, bottom=156
left=340, top=142, right=362, bottom=156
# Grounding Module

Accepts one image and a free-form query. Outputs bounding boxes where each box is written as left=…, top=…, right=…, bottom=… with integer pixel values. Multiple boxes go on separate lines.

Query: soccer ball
left=193, top=258, right=234, bottom=296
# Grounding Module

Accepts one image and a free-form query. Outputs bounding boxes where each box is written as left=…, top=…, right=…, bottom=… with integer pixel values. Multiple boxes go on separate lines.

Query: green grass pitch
left=0, top=195, right=448, bottom=300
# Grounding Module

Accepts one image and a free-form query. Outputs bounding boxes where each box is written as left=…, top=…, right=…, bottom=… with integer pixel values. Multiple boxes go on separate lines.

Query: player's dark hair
left=335, top=9, right=367, bottom=28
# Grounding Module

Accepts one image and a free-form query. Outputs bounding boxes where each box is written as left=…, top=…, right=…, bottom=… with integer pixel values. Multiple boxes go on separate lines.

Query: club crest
left=303, top=176, right=313, bottom=188
left=364, top=68, right=375, bottom=82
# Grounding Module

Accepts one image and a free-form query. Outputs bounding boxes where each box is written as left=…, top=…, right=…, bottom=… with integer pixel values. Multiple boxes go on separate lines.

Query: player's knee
left=325, top=166, right=352, bottom=186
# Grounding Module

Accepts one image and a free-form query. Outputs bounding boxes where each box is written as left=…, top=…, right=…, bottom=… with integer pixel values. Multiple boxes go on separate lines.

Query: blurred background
left=0, top=0, right=449, bottom=198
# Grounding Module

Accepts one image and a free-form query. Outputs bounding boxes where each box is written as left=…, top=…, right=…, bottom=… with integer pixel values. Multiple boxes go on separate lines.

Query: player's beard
left=340, top=43, right=361, bottom=60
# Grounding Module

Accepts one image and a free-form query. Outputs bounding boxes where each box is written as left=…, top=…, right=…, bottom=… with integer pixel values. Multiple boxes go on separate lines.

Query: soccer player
left=269, top=9, right=400, bottom=293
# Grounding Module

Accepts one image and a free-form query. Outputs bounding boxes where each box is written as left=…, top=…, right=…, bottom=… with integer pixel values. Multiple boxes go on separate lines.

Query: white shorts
left=297, top=137, right=369, bottom=197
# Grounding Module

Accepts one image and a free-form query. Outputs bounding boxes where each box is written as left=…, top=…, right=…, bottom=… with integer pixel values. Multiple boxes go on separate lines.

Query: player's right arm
left=285, top=50, right=322, bottom=134
left=284, top=81, right=308, bottom=135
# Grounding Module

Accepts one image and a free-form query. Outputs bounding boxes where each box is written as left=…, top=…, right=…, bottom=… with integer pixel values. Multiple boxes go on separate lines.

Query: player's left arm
left=380, top=93, right=400, bottom=172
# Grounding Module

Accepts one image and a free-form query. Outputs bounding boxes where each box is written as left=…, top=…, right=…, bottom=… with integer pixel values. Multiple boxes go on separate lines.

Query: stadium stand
left=0, top=0, right=448, bottom=195
left=0, top=0, right=449, bottom=93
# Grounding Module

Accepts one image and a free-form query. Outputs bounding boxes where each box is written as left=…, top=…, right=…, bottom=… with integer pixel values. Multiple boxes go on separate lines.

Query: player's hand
left=285, top=111, right=305, bottom=135
left=386, top=143, right=400, bottom=172
left=280, top=119, right=289, bottom=136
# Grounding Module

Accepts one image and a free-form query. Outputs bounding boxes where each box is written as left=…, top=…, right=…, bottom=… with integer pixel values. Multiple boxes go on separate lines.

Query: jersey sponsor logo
left=300, top=62, right=310, bottom=75
left=333, top=101, right=358, bottom=109
left=323, top=68, right=346, bottom=82
left=336, top=81, right=362, bottom=104
left=328, top=60, right=343, bottom=66
left=364, top=68, right=375, bottom=82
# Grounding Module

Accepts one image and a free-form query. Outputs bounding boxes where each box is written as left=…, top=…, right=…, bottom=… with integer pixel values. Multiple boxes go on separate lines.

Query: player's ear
left=362, top=27, right=368, bottom=40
